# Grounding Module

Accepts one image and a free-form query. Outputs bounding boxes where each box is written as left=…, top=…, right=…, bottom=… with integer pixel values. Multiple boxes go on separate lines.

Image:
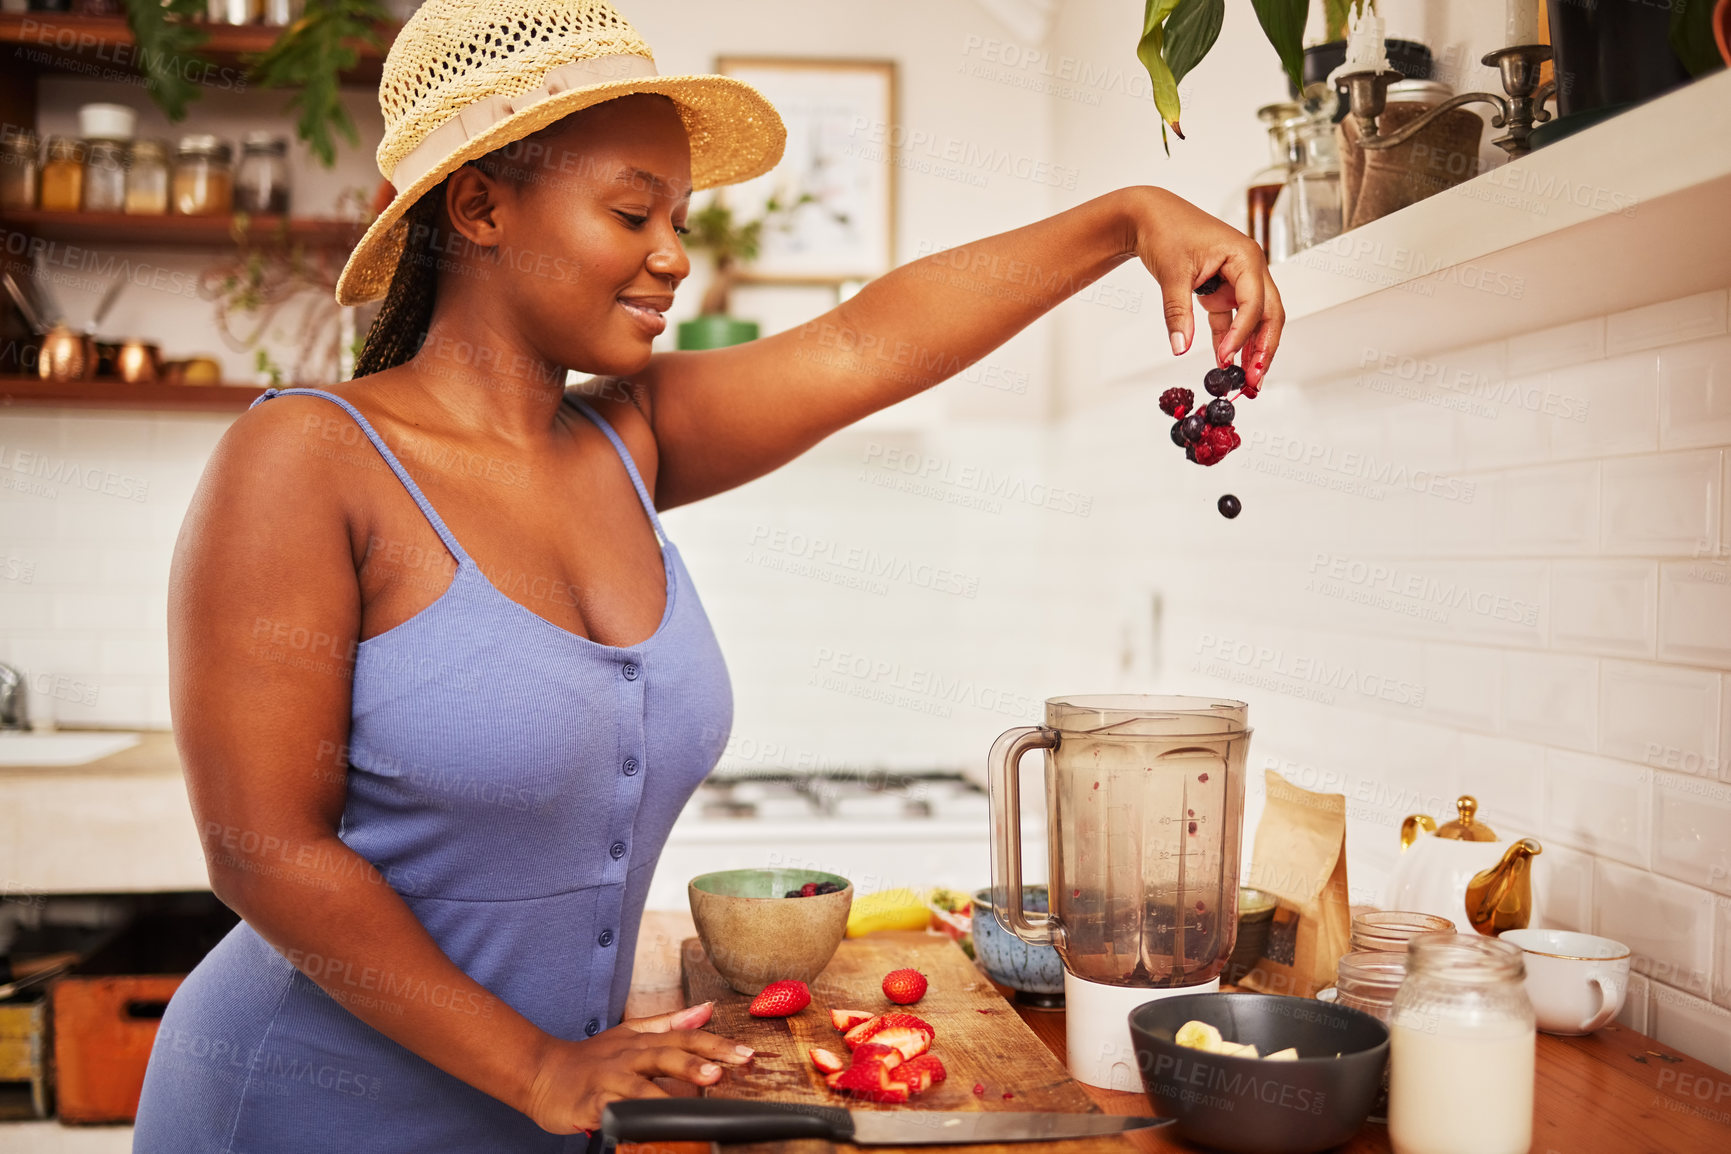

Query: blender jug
left=989, top=695, right=1250, bottom=1089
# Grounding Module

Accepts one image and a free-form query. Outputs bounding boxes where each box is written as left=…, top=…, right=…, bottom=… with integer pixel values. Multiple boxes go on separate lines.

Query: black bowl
left=1129, top=993, right=1389, bottom=1154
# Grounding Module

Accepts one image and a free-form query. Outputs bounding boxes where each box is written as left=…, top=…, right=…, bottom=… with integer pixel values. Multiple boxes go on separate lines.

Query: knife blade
left=601, top=1098, right=1171, bottom=1146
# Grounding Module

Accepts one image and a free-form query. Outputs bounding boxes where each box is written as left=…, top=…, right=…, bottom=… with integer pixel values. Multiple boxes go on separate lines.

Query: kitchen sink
left=0, top=731, right=142, bottom=767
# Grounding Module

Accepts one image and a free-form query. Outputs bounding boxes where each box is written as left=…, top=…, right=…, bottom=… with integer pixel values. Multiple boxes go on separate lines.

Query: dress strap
left=565, top=396, right=668, bottom=545
left=251, top=387, right=476, bottom=568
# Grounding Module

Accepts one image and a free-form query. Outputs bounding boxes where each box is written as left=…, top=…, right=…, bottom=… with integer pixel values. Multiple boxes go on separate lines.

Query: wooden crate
left=0, top=1001, right=49, bottom=1119
left=51, top=975, right=181, bottom=1123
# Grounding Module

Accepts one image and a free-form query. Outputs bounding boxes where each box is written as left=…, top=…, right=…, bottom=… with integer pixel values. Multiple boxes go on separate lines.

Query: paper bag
left=1239, top=769, right=1351, bottom=998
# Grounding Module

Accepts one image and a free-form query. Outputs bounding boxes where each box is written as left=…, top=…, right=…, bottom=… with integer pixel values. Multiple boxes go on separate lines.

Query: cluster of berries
left=784, top=881, right=845, bottom=898
left=1160, top=363, right=1258, bottom=467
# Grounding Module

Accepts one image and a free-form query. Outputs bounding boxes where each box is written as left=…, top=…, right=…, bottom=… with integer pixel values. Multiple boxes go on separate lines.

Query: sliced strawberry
left=748, top=979, right=811, bottom=1017
left=881, top=967, right=928, bottom=1005
left=843, top=1012, right=936, bottom=1060
left=825, top=1069, right=848, bottom=1090
left=809, top=1047, right=846, bottom=1075
left=889, top=1053, right=948, bottom=1096
left=831, top=1008, right=875, bottom=1031
left=833, top=1059, right=911, bottom=1104
left=850, top=1042, right=903, bottom=1070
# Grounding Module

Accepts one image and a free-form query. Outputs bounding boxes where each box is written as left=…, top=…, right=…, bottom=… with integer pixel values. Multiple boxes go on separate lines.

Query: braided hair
left=352, top=126, right=562, bottom=379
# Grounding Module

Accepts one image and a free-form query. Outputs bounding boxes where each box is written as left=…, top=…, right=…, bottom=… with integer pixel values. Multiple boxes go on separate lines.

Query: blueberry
left=1206, top=398, right=1235, bottom=426
left=1186, top=444, right=1198, bottom=463
left=1218, top=494, right=1242, bottom=519
left=1223, top=364, right=1247, bottom=389
left=1178, top=414, right=1207, bottom=444
left=1203, top=367, right=1234, bottom=397
left=784, top=890, right=803, bottom=899
left=1169, top=420, right=1189, bottom=448
left=1194, top=273, right=1225, bottom=296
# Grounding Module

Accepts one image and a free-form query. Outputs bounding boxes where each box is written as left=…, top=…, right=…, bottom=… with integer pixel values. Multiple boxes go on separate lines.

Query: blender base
left=1063, top=972, right=1220, bottom=1091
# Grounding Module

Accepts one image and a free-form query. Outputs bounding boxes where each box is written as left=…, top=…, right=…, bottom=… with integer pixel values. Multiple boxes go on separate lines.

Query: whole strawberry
left=749, top=979, right=811, bottom=1017
left=882, top=968, right=928, bottom=1005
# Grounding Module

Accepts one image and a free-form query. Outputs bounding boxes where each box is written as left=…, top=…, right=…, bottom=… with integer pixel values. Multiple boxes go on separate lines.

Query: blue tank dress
left=133, top=387, right=733, bottom=1153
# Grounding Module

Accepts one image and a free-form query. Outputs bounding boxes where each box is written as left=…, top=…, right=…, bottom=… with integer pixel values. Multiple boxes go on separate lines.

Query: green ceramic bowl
left=688, top=869, right=853, bottom=995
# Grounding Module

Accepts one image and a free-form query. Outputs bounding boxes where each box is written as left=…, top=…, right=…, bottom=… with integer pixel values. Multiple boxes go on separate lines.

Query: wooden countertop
left=623, top=914, right=1731, bottom=1153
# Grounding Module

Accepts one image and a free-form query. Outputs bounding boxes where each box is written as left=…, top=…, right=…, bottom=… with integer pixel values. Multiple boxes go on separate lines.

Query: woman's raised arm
left=635, top=185, right=1282, bottom=509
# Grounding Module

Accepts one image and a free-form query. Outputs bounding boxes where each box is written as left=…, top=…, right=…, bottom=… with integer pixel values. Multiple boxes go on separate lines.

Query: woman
left=133, top=0, right=1281, bottom=1150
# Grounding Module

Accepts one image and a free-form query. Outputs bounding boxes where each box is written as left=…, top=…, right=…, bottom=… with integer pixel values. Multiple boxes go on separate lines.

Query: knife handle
left=602, top=1098, right=853, bottom=1144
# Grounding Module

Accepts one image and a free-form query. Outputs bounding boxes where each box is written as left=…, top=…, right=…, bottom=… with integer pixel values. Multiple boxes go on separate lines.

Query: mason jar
left=1350, top=910, right=1455, bottom=953
left=125, top=139, right=170, bottom=214
left=82, top=139, right=128, bottom=213
left=172, top=135, right=234, bottom=215
left=0, top=129, right=39, bottom=211
left=1387, top=932, right=1535, bottom=1154
left=235, top=132, right=290, bottom=214
left=39, top=136, right=86, bottom=213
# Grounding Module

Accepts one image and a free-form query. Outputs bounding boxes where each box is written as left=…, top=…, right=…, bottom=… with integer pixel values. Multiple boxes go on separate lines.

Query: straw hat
left=335, top=0, right=786, bottom=305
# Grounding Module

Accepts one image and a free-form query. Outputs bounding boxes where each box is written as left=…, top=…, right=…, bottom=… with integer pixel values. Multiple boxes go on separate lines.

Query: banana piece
left=1174, top=1020, right=1223, bottom=1052
left=1265, top=1047, right=1299, bottom=1061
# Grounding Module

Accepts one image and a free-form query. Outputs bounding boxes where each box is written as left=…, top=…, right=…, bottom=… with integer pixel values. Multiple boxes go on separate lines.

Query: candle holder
left=1339, top=44, right=1557, bottom=159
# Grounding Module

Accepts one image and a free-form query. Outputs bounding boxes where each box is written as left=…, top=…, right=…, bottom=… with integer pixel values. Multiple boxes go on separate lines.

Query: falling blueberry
left=1218, top=494, right=1242, bottom=519
left=1205, top=398, right=1235, bottom=426
left=1169, top=420, right=1189, bottom=448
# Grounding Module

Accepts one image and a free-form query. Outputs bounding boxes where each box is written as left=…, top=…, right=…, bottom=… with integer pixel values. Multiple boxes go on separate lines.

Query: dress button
left=622, top=662, right=639, bottom=681
left=599, top=929, right=615, bottom=947
left=623, top=757, right=639, bottom=776
left=585, top=1018, right=600, bottom=1037
left=610, top=841, right=627, bottom=860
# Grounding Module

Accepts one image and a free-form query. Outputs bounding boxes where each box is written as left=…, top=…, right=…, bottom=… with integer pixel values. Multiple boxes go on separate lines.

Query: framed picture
left=715, top=56, right=897, bottom=284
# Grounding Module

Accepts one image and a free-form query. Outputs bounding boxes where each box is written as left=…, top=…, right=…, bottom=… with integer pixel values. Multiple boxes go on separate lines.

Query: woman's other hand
left=1126, top=186, right=1284, bottom=390
left=523, top=1001, right=755, bottom=1134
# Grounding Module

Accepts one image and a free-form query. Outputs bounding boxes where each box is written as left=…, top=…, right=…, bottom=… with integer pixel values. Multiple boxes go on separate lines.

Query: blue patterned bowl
left=971, top=886, right=1066, bottom=1008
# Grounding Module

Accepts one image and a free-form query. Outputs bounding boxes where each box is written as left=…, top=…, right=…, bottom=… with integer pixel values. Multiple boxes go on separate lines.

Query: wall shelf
left=0, top=208, right=365, bottom=249
left=1, top=375, right=260, bottom=411
left=1097, top=68, right=1731, bottom=392
left=0, top=12, right=398, bottom=87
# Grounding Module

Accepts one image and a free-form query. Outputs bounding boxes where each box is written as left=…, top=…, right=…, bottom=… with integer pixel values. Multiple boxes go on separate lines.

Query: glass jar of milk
left=1387, top=933, right=1535, bottom=1154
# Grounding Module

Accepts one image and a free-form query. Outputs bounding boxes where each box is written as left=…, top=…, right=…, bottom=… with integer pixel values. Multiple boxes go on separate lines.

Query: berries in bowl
left=687, top=869, right=852, bottom=994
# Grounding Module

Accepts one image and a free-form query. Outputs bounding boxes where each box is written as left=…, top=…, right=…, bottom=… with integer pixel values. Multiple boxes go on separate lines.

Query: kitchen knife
left=602, top=1098, right=1171, bottom=1145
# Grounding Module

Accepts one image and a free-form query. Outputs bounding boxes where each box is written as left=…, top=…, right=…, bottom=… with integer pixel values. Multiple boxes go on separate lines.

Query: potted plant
left=675, top=190, right=822, bottom=351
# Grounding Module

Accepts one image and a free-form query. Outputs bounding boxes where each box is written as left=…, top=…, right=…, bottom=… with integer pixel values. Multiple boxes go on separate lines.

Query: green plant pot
left=676, top=315, right=759, bottom=350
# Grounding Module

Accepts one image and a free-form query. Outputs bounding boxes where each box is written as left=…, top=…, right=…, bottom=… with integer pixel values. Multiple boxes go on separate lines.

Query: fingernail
left=735, top=1045, right=755, bottom=1058
left=1171, top=331, right=1187, bottom=356
left=701, top=1063, right=720, bottom=1077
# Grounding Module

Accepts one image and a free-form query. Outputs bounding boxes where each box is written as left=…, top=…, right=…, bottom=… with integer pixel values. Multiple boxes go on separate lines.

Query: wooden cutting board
left=680, top=931, right=1146, bottom=1154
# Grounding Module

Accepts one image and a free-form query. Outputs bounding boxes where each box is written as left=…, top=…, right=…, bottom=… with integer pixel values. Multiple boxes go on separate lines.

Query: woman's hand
left=523, top=1002, right=755, bottom=1134
left=1125, top=186, right=1285, bottom=390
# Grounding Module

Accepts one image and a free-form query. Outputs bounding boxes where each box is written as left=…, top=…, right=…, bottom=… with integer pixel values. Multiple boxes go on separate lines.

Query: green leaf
left=1251, top=0, right=1308, bottom=95
left=1137, top=0, right=1184, bottom=146
left=1671, top=0, right=1726, bottom=77
left=248, top=0, right=389, bottom=167
left=1162, top=0, right=1224, bottom=87
left=122, top=0, right=212, bottom=121
left=1323, top=0, right=1353, bottom=43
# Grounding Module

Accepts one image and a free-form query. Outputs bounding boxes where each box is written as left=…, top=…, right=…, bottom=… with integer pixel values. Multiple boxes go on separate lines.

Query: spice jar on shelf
left=82, top=140, right=128, bottom=213
left=0, top=129, right=40, bottom=211
left=172, top=135, right=234, bottom=215
left=126, top=140, right=170, bottom=215
left=235, top=133, right=291, bottom=215
left=40, top=137, right=88, bottom=213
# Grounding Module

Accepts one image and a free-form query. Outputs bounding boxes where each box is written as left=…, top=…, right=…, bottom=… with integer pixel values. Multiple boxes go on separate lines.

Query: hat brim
left=335, top=74, right=785, bottom=306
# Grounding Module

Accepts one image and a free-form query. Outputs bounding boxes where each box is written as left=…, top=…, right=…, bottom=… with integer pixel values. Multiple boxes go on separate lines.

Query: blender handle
left=988, top=725, right=1058, bottom=947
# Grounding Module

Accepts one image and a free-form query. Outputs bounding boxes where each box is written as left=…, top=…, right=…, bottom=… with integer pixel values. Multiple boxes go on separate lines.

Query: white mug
left=1500, top=928, right=1630, bottom=1035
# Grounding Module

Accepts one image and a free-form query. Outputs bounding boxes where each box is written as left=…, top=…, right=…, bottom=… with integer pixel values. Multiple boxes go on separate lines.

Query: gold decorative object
left=1465, top=838, right=1543, bottom=937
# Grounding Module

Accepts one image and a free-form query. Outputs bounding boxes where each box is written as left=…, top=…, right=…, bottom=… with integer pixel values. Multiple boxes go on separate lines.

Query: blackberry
left=1159, top=386, right=1194, bottom=418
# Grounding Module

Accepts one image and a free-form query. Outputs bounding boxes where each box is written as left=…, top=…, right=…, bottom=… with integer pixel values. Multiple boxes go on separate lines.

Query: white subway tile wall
left=2, top=288, right=1729, bottom=1070
left=1118, top=286, right=1731, bottom=1069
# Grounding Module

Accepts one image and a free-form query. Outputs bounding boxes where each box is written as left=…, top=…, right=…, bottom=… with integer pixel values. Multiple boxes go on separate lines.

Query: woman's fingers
left=634, top=1043, right=730, bottom=1087
left=1243, top=273, right=1285, bottom=385
left=1207, top=308, right=1233, bottom=363
left=622, top=1001, right=713, bottom=1033
left=1219, top=256, right=1266, bottom=363
left=1159, top=261, right=1203, bottom=356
